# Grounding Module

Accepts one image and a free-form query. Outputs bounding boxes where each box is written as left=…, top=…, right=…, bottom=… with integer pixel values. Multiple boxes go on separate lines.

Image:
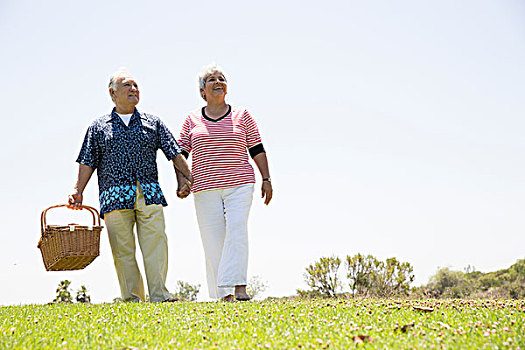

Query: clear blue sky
left=1, top=0, right=524, bottom=304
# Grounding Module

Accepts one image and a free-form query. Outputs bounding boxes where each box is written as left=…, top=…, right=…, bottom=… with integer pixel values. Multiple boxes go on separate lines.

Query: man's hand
left=68, top=164, right=94, bottom=209
left=68, top=192, right=83, bottom=209
left=173, top=154, right=194, bottom=184
left=261, top=181, right=273, bottom=205
left=173, top=153, right=193, bottom=199
left=177, top=180, right=192, bottom=199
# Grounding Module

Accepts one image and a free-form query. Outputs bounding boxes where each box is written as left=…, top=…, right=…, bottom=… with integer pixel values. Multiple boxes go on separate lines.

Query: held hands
left=173, top=153, right=193, bottom=199
left=261, top=180, right=273, bottom=205
left=177, top=178, right=192, bottom=199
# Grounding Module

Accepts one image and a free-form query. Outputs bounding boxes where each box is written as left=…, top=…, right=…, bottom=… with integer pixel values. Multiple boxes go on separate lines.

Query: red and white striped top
left=178, top=105, right=263, bottom=193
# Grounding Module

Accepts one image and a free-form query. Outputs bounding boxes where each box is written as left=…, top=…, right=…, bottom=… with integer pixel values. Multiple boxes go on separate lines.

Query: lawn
left=1, top=298, right=523, bottom=349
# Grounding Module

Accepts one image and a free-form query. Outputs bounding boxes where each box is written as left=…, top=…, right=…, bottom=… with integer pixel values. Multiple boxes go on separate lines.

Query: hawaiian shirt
left=76, top=108, right=182, bottom=218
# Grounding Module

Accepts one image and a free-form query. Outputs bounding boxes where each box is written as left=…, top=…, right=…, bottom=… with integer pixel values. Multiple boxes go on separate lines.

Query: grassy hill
left=1, top=298, right=524, bottom=349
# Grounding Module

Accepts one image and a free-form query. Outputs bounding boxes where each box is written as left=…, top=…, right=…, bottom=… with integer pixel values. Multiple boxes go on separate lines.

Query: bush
left=246, top=276, right=268, bottom=299
left=171, top=281, right=200, bottom=301
left=346, top=254, right=377, bottom=296
left=426, top=268, right=472, bottom=298
left=345, top=255, right=414, bottom=297
left=422, top=259, right=525, bottom=299
left=295, top=288, right=324, bottom=299
left=372, top=257, right=414, bottom=297
left=76, top=285, right=91, bottom=303
left=302, top=254, right=415, bottom=298
left=53, top=280, right=72, bottom=303
left=303, top=256, right=341, bottom=297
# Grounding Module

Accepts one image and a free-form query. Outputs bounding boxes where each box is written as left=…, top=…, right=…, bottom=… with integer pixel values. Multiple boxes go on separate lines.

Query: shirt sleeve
left=243, top=109, right=263, bottom=149
left=157, top=118, right=182, bottom=161
left=177, top=116, right=193, bottom=158
left=76, top=124, right=101, bottom=169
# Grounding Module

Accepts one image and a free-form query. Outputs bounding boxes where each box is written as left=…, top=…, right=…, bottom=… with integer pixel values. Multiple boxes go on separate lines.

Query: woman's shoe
left=235, top=294, right=251, bottom=301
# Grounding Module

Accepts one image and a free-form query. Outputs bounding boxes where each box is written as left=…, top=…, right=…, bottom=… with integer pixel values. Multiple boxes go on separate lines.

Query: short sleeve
left=243, top=109, right=262, bottom=149
left=177, top=116, right=193, bottom=157
left=157, top=118, right=182, bottom=161
left=76, top=124, right=101, bottom=169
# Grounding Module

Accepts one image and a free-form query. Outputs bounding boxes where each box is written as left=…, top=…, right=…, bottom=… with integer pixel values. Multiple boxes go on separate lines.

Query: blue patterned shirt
left=76, top=108, right=181, bottom=218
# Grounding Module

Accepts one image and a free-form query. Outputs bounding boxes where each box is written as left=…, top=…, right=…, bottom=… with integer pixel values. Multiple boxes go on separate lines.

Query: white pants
left=104, top=182, right=171, bottom=302
left=194, top=184, right=254, bottom=299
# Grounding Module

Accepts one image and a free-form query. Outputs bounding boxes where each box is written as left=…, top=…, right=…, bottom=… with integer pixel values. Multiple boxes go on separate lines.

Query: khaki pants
left=104, top=182, right=170, bottom=302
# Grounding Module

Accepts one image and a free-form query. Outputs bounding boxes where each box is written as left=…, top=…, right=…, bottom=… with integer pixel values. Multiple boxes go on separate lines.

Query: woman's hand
left=253, top=152, right=272, bottom=205
left=261, top=180, right=272, bottom=205
left=173, top=153, right=193, bottom=199
left=173, top=154, right=193, bottom=184
left=177, top=179, right=192, bottom=199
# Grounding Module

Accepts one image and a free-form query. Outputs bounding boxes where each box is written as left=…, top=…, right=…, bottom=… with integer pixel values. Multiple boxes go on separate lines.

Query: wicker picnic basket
left=37, top=204, right=103, bottom=271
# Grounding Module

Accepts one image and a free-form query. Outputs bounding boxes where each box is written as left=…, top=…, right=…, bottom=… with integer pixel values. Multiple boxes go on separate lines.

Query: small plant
left=346, top=253, right=377, bottom=296
left=302, top=254, right=415, bottom=298
left=75, top=285, right=91, bottom=303
left=304, top=255, right=341, bottom=297
left=53, top=280, right=72, bottom=303
left=171, top=281, right=200, bottom=301
left=246, top=275, right=268, bottom=299
left=371, top=257, right=415, bottom=297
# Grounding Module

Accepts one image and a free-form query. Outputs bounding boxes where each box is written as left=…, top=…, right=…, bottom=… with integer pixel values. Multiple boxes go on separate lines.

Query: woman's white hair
left=197, top=63, right=227, bottom=101
left=108, top=67, right=132, bottom=90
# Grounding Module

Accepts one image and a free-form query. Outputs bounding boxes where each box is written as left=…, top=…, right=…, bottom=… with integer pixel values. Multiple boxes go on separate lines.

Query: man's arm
left=253, top=152, right=273, bottom=205
left=68, top=164, right=94, bottom=209
left=172, top=154, right=193, bottom=199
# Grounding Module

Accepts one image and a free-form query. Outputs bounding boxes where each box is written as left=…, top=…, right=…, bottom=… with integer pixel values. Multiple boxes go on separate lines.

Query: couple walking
left=68, top=64, right=273, bottom=303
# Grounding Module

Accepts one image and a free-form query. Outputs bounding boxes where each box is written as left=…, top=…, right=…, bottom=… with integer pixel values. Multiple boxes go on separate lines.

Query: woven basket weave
left=37, top=204, right=103, bottom=271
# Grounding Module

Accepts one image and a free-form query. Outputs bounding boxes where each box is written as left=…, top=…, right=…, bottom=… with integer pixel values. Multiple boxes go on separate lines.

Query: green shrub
left=75, top=285, right=91, bottom=303
left=53, top=280, right=72, bottom=303
left=346, top=254, right=376, bottom=296
left=171, top=281, right=200, bottom=301
left=304, top=256, right=341, bottom=297
left=303, top=254, right=414, bottom=298
left=246, top=275, right=268, bottom=299
left=423, top=259, right=525, bottom=299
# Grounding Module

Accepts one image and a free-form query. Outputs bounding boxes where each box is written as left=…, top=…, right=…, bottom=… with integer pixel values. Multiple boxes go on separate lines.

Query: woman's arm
left=253, top=152, right=272, bottom=205
left=172, top=154, right=193, bottom=198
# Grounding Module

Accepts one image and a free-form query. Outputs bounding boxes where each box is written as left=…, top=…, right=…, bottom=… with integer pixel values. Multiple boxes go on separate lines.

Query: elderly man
left=68, top=68, right=193, bottom=302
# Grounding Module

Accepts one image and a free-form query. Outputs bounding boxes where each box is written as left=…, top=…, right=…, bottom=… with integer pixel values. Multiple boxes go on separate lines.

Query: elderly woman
left=176, top=63, right=272, bottom=301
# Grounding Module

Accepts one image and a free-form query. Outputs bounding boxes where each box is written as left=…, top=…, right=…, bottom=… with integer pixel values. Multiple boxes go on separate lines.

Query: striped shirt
left=178, top=105, right=264, bottom=193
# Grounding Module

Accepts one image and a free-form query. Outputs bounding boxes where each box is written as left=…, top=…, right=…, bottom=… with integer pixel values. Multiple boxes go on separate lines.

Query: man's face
left=110, top=75, right=140, bottom=109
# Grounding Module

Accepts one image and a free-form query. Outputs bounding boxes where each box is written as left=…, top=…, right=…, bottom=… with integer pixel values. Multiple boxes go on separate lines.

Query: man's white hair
left=108, top=67, right=132, bottom=90
left=197, top=63, right=227, bottom=101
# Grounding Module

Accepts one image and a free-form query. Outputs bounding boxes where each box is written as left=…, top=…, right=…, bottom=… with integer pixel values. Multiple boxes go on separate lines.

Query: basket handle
left=40, top=204, right=101, bottom=235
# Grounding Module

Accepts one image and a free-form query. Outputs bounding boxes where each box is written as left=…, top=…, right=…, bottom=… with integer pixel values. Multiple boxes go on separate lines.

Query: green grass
left=1, top=299, right=524, bottom=349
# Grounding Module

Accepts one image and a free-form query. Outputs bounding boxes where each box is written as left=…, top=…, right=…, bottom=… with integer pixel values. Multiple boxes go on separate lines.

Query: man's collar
left=109, top=107, right=145, bottom=121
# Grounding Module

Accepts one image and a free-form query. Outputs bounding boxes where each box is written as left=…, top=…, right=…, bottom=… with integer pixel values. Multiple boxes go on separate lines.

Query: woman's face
left=202, top=72, right=227, bottom=101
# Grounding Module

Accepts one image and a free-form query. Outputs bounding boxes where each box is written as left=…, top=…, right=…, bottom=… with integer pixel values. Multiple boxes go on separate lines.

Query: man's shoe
left=162, top=297, right=179, bottom=302
left=222, top=294, right=235, bottom=302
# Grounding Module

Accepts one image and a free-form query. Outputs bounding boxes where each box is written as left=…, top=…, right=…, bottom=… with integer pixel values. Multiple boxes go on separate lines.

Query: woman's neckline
left=202, top=105, right=232, bottom=122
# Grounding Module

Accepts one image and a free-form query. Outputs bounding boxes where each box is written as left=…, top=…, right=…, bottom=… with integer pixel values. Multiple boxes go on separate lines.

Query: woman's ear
left=200, top=88, right=206, bottom=101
